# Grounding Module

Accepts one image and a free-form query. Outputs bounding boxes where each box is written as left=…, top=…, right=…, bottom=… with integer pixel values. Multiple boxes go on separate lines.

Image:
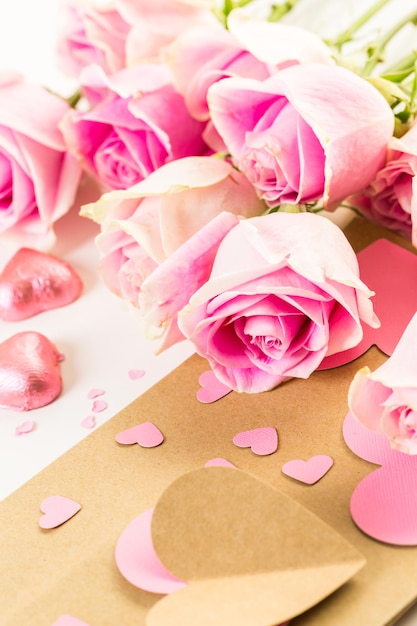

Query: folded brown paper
left=1, top=217, right=417, bottom=626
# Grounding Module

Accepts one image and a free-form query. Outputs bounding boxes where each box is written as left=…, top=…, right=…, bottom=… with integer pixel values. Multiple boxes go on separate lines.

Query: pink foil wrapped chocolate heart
left=0, top=247, right=82, bottom=321
left=0, top=331, right=63, bottom=410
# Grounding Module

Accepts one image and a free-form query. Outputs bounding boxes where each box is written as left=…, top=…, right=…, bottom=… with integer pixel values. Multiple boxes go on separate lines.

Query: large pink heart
left=0, top=331, right=63, bottom=411
left=0, top=247, right=82, bottom=321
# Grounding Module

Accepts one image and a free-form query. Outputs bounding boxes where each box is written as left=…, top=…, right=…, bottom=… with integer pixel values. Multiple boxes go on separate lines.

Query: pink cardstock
left=52, top=617, right=91, bottom=626
left=128, top=369, right=146, bottom=380
left=233, top=427, right=278, bottom=456
left=15, top=420, right=35, bottom=436
left=320, top=239, right=417, bottom=369
left=39, top=496, right=81, bottom=529
left=115, top=422, right=164, bottom=448
left=204, top=458, right=236, bottom=468
left=80, top=416, right=96, bottom=430
left=343, top=410, right=417, bottom=545
left=281, top=455, right=333, bottom=484
left=91, top=399, right=108, bottom=413
left=87, top=388, right=105, bottom=399
left=115, top=508, right=187, bottom=594
left=196, top=370, right=232, bottom=403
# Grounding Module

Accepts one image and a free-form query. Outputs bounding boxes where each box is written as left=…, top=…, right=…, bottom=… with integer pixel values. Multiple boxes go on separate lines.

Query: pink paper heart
left=233, top=427, right=278, bottom=456
left=204, top=457, right=236, bottom=468
left=197, top=370, right=232, bottom=403
left=115, top=507, right=187, bottom=594
left=80, top=415, right=96, bottom=429
left=52, top=617, right=91, bottom=626
left=128, top=369, right=145, bottom=380
left=281, top=455, right=334, bottom=485
left=0, top=331, right=62, bottom=411
left=87, top=388, right=105, bottom=399
left=91, top=399, right=108, bottom=413
left=15, top=420, right=35, bottom=436
left=115, top=422, right=164, bottom=448
left=0, top=247, right=82, bottom=321
left=39, top=495, right=81, bottom=529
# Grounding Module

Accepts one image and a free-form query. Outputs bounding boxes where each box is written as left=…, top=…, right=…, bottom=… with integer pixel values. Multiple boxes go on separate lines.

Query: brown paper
left=147, top=466, right=364, bottom=626
left=1, top=216, right=417, bottom=626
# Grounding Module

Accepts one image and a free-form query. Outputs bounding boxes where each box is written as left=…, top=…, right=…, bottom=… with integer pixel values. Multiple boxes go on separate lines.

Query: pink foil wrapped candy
left=0, top=331, right=63, bottom=411
left=0, top=247, right=83, bottom=321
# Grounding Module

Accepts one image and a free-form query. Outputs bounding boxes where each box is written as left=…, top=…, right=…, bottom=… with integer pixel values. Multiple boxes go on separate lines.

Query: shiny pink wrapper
left=0, top=247, right=83, bottom=321
left=0, top=331, right=63, bottom=411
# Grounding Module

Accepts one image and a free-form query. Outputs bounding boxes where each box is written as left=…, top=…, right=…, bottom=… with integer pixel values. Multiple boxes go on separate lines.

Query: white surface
left=0, top=1, right=416, bottom=624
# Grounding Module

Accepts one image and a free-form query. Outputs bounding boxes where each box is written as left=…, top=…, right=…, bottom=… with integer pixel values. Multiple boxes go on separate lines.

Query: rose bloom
left=207, top=64, right=394, bottom=209
left=116, top=0, right=217, bottom=65
left=178, top=212, right=379, bottom=393
left=348, top=312, right=417, bottom=455
left=56, top=0, right=131, bottom=76
left=80, top=156, right=265, bottom=350
left=0, top=74, right=81, bottom=249
left=348, top=121, right=417, bottom=246
left=60, top=63, right=207, bottom=191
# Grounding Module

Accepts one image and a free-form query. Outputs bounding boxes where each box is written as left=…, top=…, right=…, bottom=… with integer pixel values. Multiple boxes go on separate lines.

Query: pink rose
left=167, top=23, right=273, bottom=122
left=348, top=312, right=417, bottom=455
left=207, top=64, right=394, bottom=209
left=60, top=63, right=207, bottom=191
left=116, top=0, right=217, bottom=65
left=0, top=74, right=81, bottom=249
left=56, top=0, right=131, bottom=76
left=81, top=156, right=265, bottom=349
left=348, top=121, right=417, bottom=245
left=178, top=212, right=379, bottom=393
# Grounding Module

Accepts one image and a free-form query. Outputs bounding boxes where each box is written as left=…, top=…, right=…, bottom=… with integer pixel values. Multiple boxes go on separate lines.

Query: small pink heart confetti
left=233, top=427, right=278, bottom=456
left=128, top=369, right=145, bottom=380
left=39, top=495, right=81, bottom=529
left=80, top=415, right=96, bottom=429
left=91, top=399, right=108, bottom=413
left=116, top=422, right=164, bottom=448
left=15, top=420, right=35, bottom=436
left=52, top=616, right=91, bottom=626
left=281, top=455, right=334, bottom=485
left=87, top=388, right=105, bottom=399
left=197, top=370, right=232, bottom=403
left=204, top=458, right=236, bottom=468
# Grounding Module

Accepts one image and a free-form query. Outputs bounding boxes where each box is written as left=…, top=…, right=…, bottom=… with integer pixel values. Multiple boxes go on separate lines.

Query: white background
left=0, top=1, right=416, bottom=624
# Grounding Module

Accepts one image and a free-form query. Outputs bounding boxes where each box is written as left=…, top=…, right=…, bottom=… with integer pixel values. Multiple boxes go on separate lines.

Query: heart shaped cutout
left=0, top=247, right=82, bottom=321
left=52, top=617, right=91, bottom=626
left=146, top=468, right=365, bottom=626
left=197, top=370, right=232, bottom=403
left=0, top=331, right=62, bottom=411
left=39, top=495, right=81, bottom=529
left=282, top=455, right=334, bottom=485
left=116, top=422, right=164, bottom=448
left=115, top=507, right=187, bottom=594
left=233, top=427, right=278, bottom=456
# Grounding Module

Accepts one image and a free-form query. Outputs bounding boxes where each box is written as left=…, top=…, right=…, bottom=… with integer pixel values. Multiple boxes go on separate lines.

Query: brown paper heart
left=0, top=247, right=82, bottom=321
left=148, top=467, right=365, bottom=626
left=0, top=331, right=63, bottom=410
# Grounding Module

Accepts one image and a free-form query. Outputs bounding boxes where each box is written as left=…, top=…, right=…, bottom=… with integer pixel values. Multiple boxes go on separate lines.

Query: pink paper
left=204, top=458, right=236, bottom=468
left=87, top=388, right=105, bottom=399
left=115, top=422, right=164, bottom=448
left=39, top=495, right=81, bottom=529
left=233, top=427, right=278, bottom=455
left=320, top=239, right=417, bottom=369
left=15, top=420, right=35, bottom=436
left=281, top=455, right=333, bottom=484
left=115, top=508, right=187, bottom=594
left=91, top=399, right=108, bottom=413
left=128, top=369, right=146, bottom=380
left=80, top=415, right=96, bottom=429
left=197, top=370, right=232, bottom=403
left=52, top=617, right=91, bottom=626
left=343, top=411, right=417, bottom=545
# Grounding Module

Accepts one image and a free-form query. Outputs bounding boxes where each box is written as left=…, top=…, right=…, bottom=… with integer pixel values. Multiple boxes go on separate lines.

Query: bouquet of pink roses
left=2, top=0, right=417, bottom=407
